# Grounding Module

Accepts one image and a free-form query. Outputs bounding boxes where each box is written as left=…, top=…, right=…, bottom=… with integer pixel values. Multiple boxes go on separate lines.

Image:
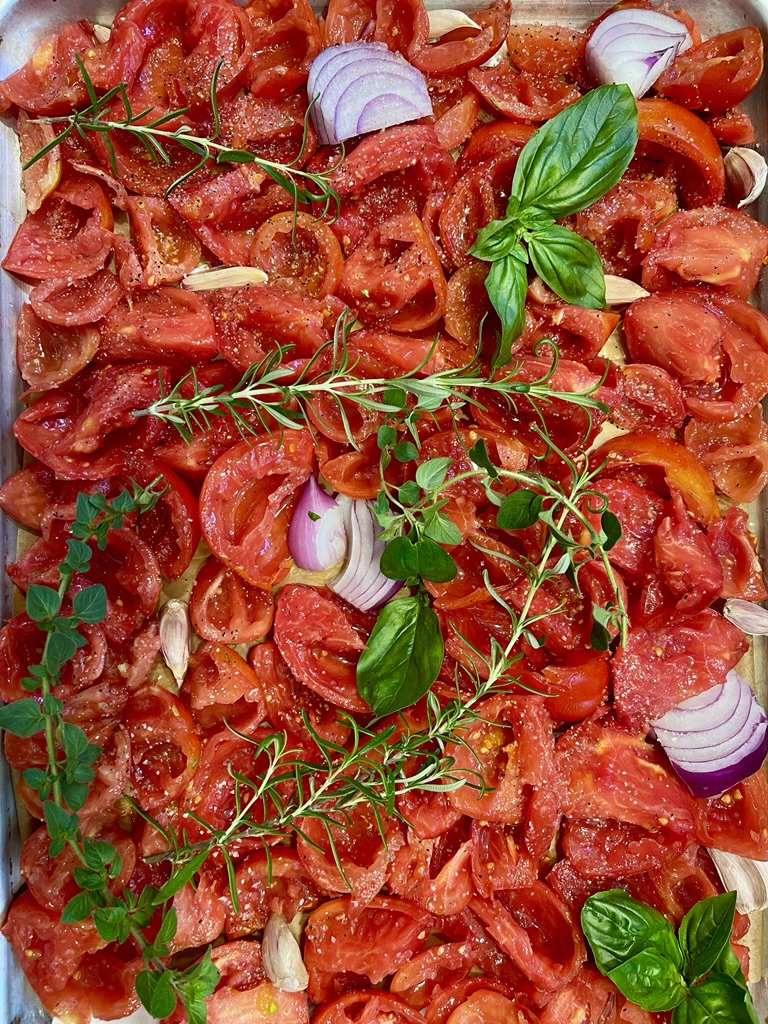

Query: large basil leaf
left=672, top=975, right=760, bottom=1024
left=356, top=594, right=444, bottom=716
left=509, top=84, right=638, bottom=218
left=526, top=226, right=606, bottom=309
left=678, top=891, right=736, bottom=983
left=581, top=889, right=683, bottom=975
left=485, top=245, right=528, bottom=371
left=608, top=948, right=688, bottom=1012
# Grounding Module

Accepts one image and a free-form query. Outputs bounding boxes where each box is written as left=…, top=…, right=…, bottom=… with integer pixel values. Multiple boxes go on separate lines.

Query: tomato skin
left=313, top=990, right=426, bottom=1024
left=125, top=684, right=200, bottom=812
left=199, top=429, right=315, bottom=586
left=180, top=640, right=266, bottom=732
left=252, top=212, right=344, bottom=297
left=16, top=304, right=100, bottom=391
left=693, top=770, right=768, bottom=860
left=706, top=506, right=768, bottom=601
left=226, top=851, right=319, bottom=938
left=411, top=0, right=509, bottom=73
left=29, top=268, right=123, bottom=326
left=541, top=651, right=610, bottom=722
left=636, top=98, right=725, bottom=207
left=468, top=62, right=582, bottom=122
left=190, top=554, right=275, bottom=644
left=656, top=27, right=764, bottom=113
left=388, top=824, right=474, bottom=916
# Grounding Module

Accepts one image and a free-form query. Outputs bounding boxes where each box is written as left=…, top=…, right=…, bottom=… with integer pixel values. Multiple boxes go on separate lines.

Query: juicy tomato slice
left=125, top=195, right=202, bottom=286
left=636, top=98, right=725, bottom=207
left=190, top=554, right=275, bottom=644
left=541, top=650, right=610, bottom=723
left=16, top=304, right=100, bottom=391
left=29, top=268, right=123, bottom=327
left=387, top=822, right=474, bottom=916
left=199, top=429, right=315, bottom=586
left=272, top=584, right=373, bottom=712
left=411, top=0, right=509, bottom=73
left=655, top=27, right=764, bottom=113
left=313, top=991, right=426, bottom=1024
left=180, top=640, right=266, bottom=732
left=468, top=63, right=581, bottom=122
left=505, top=23, right=586, bottom=76
left=706, top=505, right=768, bottom=600
left=245, top=0, right=322, bottom=100
left=390, top=942, right=478, bottom=1009
left=693, top=769, right=768, bottom=860
left=252, top=211, right=344, bottom=297
left=562, top=817, right=689, bottom=879
left=612, top=609, right=748, bottom=728
left=100, top=287, right=217, bottom=363
left=124, top=684, right=200, bottom=812
left=226, top=850, right=319, bottom=938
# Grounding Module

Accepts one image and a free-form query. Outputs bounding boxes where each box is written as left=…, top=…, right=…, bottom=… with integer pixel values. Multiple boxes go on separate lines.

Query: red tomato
left=208, top=971, right=308, bottom=1024
left=433, top=91, right=480, bottom=152
left=468, top=62, right=582, bottom=122
left=313, top=991, right=426, bottom=1024
left=653, top=492, right=723, bottom=613
left=442, top=988, right=540, bottom=1024
left=388, top=823, right=474, bottom=916
left=0, top=22, right=96, bottom=114
left=470, top=821, right=537, bottom=897
left=0, top=612, right=105, bottom=703
left=16, top=304, right=100, bottom=391
left=390, top=944, right=478, bottom=1009
left=469, top=881, right=584, bottom=992
left=245, top=0, right=322, bottom=100
left=124, top=196, right=202, bottom=286
left=656, top=27, right=764, bottom=113
left=226, top=851, right=319, bottom=938
left=177, top=0, right=255, bottom=109
left=641, top=206, right=768, bottom=300
left=181, top=640, right=266, bottom=732
left=125, top=684, right=200, bottom=812
left=100, top=287, right=217, bottom=363
left=563, top=817, right=688, bottom=880
left=636, top=98, right=725, bottom=207
left=29, top=268, right=123, bottom=326
left=694, top=769, right=768, bottom=860
left=612, top=364, right=686, bottom=433
left=706, top=506, right=768, bottom=600
left=252, top=212, right=344, bottom=297
left=612, top=609, right=748, bottom=728
left=273, top=584, right=373, bottom=712
left=199, top=429, right=315, bottom=586
left=541, top=650, right=610, bottom=723
left=624, top=292, right=723, bottom=385
left=190, top=554, right=274, bottom=644
left=303, top=895, right=433, bottom=1003
left=506, top=24, right=586, bottom=76
left=411, top=0, right=509, bottom=73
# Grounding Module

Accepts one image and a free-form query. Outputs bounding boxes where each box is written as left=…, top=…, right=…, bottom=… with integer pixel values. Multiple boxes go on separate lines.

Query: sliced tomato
left=226, top=851, right=319, bottom=938
left=506, top=23, right=586, bottom=76
left=468, top=62, right=581, bottom=121
left=177, top=0, right=255, bottom=109
left=624, top=292, right=723, bottom=385
left=273, top=584, right=373, bottom=712
left=199, top=429, right=315, bottom=586
left=0, top=612, right=106, bottom=703
left=190, top=555, right=274, bottom=644
left=313, top=991, right=426, bottom=1024
left=245, top=0, right=322, bottom=99
left=541, top=650, right=610, bottom=723
left=706, top=506, right=767, bottom=600
left=0, top=22, right=96, bottom=114
left=411, top=0, right=509, bottom=73
left=180, top=640, right=266, bottom=732
left=208, top=973, right=308, bottom=1024
left=252, top=212, right=344, bottom=297
left=655, top=27, right=764, bottom=113
left=694, top=769, right=768, bottom=860
left=125, top=196, right=202, bottom=287
left=653, top=492, right=723, bottom=613
left=29, top=268, right=123, bottom=326
left=388, top=823, right=474, bottom=916
left=611, top=364, right=686, bottom=433
left=100, top=287, right=217, bottom=363
left=612, top=609, right=749, bottom=728
left=641, top=206, right=768, bottom=300
left=16, top=304, right=100, bottom=391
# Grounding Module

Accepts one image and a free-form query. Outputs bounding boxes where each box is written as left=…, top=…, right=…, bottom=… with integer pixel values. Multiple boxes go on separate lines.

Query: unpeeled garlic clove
left=724, top=147, right=768, bottom=208
left=723, top=598, right=768, bottom=634
left=709, top=848, right=768, bottom=914
left=159, top=599, right=192, bottom=685
left=427, top=9, right=480, bottom=39
left=262, top=913, right=309, bottom=992
left=182, top=266, right=268, bottom=291
left=603, top=275, right=650, bottom=305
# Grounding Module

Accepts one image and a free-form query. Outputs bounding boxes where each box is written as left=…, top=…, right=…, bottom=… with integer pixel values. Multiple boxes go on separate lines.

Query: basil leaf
left=582, top=890, right=683, bottom=975
left=673, top=974, right=759, bottom=1024
left=469, top=217, right=521, bottom=262
left=527, top=226, right=606, bottom=309
left=485, top=246, right=528, bottom=371
left=713, top=948, right=760, bottom=1024
left=497, top=489, right=543, bottom=530
left=357, top=594, right=444, bottom=716
left=609, top=948, right=688, bottom=1012
left=678, top=891, right=737, bottom=983
left=510, top=83, right=638, bottom=218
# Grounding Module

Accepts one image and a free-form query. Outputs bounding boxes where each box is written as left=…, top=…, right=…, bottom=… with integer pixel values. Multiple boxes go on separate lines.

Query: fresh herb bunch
left=469, top=83, right=639, bottom=369
left=582, top=890, right=760, bottom=1024
left=26, top=56, right=342, bottom=209
left=0, top=482, right=221, bottom=1024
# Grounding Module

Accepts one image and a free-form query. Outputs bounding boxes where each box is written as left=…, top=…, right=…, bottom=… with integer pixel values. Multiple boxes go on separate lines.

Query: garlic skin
left=159, top=599, right=192, bottom=685
left=262, top=913, right=309, bottom=992
left=724, top=147, right=768, bottom=208
left=709, top=848, right=768, bottom=914
left=723, top=598, right=768, bottom=635
left=182, top=265, right=268, bottom=291
left=427, top=9, right=480, bottom=39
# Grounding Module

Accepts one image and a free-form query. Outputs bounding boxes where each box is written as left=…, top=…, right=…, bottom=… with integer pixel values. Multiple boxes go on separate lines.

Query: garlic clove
left=159, top=599, right=192, bottom=685
left=709, top=848, right=768, bottom=914
left=182, top=266, right=268, bottom=291
left=427, top=9, right=480, bottom=40
left=724, top=147, right=768, bottom=209
left=723, top=598, right=768, bottom=635
left=262, top=913, right=309, bottom=992
left=93, top=24, right=112, bottom=43
left=603, top=275, right=650, bottom=305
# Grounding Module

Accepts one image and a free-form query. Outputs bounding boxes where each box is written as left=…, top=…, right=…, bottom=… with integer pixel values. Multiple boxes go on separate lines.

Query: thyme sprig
left=136, top=318, right=608, bottom=447
left=26, top=56, right=342, bottom=209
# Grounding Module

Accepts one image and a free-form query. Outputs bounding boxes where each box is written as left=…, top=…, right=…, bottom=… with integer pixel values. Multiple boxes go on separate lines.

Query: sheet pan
left=0, top=0, right=767, bottom=1020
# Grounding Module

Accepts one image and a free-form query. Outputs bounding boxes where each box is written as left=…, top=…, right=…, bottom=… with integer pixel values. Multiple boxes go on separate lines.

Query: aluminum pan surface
left=1, top=0, right=768, bottom=1021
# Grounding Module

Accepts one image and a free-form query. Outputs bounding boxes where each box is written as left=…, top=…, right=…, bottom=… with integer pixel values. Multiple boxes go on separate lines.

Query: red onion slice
left=585, top=9, right=691, bottom=98
left=651, top=670, right=768, bottom=797
left=329, top=497, right=402, bottom=611
left=307, top=41, right=432, bottom=145
left=287, top=476, right=347, bottom=572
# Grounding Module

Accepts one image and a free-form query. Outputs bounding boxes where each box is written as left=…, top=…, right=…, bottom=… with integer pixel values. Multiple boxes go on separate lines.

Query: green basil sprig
left=582, top=890, right=759, bottom=1024
left=469, top=83, right=639, bottom=370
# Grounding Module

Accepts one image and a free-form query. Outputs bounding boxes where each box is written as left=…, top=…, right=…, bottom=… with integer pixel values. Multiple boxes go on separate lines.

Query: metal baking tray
left=1, top=0, right=768, bottom=1021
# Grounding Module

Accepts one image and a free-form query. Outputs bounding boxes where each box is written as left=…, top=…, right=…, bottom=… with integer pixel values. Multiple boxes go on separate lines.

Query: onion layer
left=585, top=9, right=691, bottom=98
left=651, top=670, right=768, bottom=798
left=307, top=41, right=432, bottom=145
left=329, top=497, right=402, bottom=611
left=287, top=476, right=347, bottom=572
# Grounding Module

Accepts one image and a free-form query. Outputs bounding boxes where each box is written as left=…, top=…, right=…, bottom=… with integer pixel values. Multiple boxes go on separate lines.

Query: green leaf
left=26, top=584, right=62, bottom=623
left=527, top=226, right=606, bottom=309
left=43, top=800, right=80, bottom=847
left=420, top=512, right=463, bottom=547
left=45, top=629, right=79, bottom=675
left=382, top=386, right=407, bottom=409
left=468, top=439, right=499, bottom=480
left=0, top=698, right=44, bottom=737
left=672, top=974, right=760, bottom=1024
left=601, top=510, right=622, bottom=551
left=72, top=585, right=107, bottom=624
left=398, top=480, right=421, bottom=506
left=64, top=538, right=92, bottom=573
left=415, top=457, right=452, bottom=493
left=22, top=767, right=47, bottom=791
left=712, top=948, right=760, bottom=1024
left=136, top=968, right=178, bottom=1021
left=92, top=905, right=131, bottom=944
left=357, top=594, right=444, bottom=716
left=413, top=537, right=457, bottom=583
left=393, top=441, right=419, bottom=463
left=581, top=889, right=683, bottom=976
left=216, top=148, right=257, bottom=164
left=510, top=83, right=638, bottom=218
left=380, top=536, right=420, bottom=580
left=678, top=892, right=737, bottom=984
left=469, top=217, right=522, bottom=262
left=497, top=489, right=543, bottom=530
left=154, top=849, right=210, bottom=905
left=61, top=890, right=94, bottom=924
left=377, top=425, right=397, bottom=449
left=486, top=247, right=529, bottom=372
left=608, top=948, right=688, bottom=1012
left=380, top=536, right=457, bottom=584
left=83, top=837, right=120, bottom=873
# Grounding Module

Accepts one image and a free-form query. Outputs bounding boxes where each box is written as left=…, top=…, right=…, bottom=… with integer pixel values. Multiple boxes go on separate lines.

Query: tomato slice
left=125, top=684, right=200, bottom=812
left=199, top=429, right=315, bottom=586
left=190, top=554, right=274, bottom=644
left=655, top=27, right=764, bottom=113
left=181, top=640, right=266, bottom=732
